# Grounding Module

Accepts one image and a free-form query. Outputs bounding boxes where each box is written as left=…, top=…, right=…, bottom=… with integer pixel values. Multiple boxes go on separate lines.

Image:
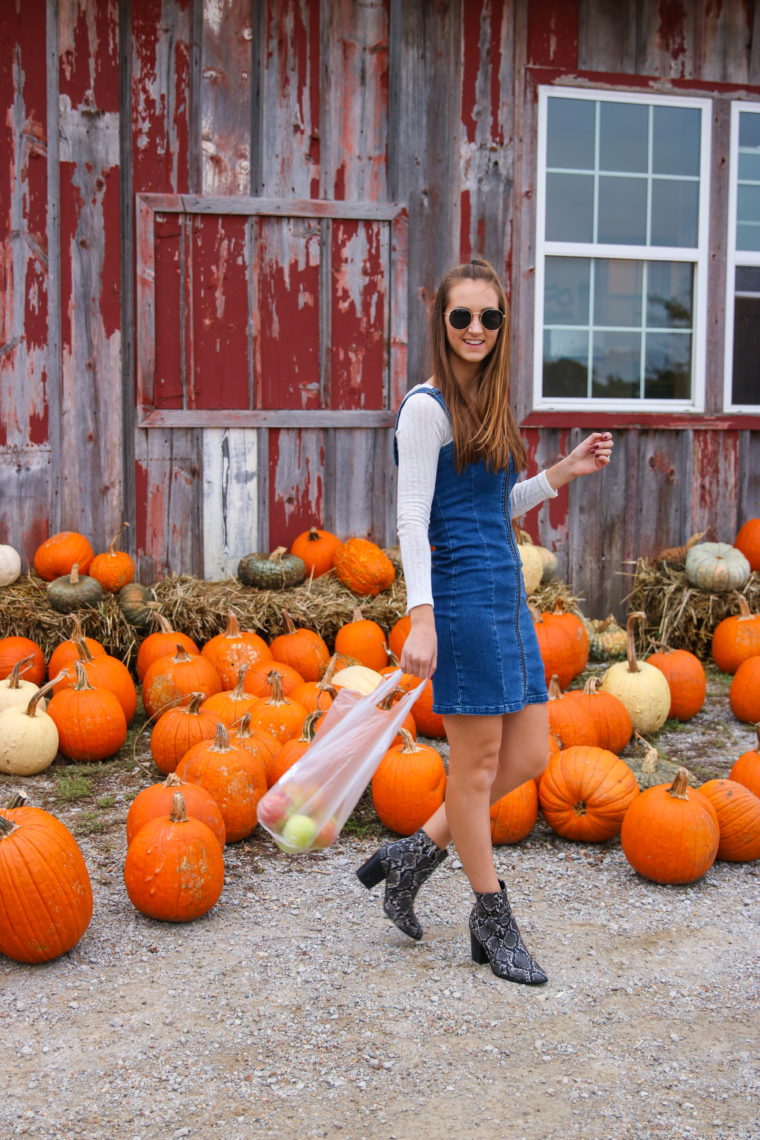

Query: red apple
left=257, top=788, right=293, bottom=831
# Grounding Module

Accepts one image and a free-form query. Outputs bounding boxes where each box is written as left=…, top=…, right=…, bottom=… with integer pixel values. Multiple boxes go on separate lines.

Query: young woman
left=357, top=257, right=613, bottom=984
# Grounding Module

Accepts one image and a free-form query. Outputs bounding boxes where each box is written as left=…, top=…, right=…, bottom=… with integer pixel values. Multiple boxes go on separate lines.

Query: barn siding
left=1, top=0, right=758, bottom=622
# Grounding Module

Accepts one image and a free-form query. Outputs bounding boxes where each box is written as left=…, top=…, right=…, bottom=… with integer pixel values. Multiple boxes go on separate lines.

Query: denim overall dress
left=395, top=386, right=548, bottom=716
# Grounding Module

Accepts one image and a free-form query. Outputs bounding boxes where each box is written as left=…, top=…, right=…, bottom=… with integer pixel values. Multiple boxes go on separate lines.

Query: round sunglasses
left=446, top=307, right=504, bottom=331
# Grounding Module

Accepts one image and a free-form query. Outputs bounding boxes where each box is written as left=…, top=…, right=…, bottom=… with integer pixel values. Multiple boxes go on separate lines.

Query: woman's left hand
left=566, top=431, right=614, bottom=478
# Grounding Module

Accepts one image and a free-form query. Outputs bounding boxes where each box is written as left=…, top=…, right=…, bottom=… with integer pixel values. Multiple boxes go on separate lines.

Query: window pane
left=737, top=183, right=760, bottom=223
left=739, top=112, right=760, bottom=150
left=732, top=268, right=760, bottom=405
left=544, top=257, right=591, bottom=325
left=546, top=173, right=594, bottom=241
left=594, top=259, right=642, bottom=327
left=736, top=223, right=760, bottom=252
left=651, top=179, right=699, bottom=247
left=543, top=330, right=588, bottom=398
left=599, top=102, right=648, bottom=173
left=738, top=151, right=760, bottom=181
left=547, top=97, right=596, bottom=170
left=646, top=262, right=693, bottom=328
left=652, top=106, right=701, bottom=176
left=644, top=332, right=691, bottom=399
left=592, top=331, right=641, bottom=398
left=597, top=176, right=647, bottom=244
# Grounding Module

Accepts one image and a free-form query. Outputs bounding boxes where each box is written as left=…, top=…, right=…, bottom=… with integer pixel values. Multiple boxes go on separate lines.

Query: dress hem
left=432, top=693, right=549, bottom=716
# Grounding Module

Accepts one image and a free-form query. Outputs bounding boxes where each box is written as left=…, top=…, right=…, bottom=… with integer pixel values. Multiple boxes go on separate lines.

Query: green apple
left=280, top=812, right=318, bottom=851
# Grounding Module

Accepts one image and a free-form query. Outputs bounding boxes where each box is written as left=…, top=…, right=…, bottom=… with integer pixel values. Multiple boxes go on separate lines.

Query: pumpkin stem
left=624, top=611, right=647, bottom=675
left=281, top=609, right=297, bottom=635
left=75, top=634, right=96, bottom=663
left=163, top=772, right=183, bottom=788
left=24, top=673, right=66, bottom=717
left=106, top=521, right=129, bottom=555
left=153, top=612, right=175, bottom=635
left=173, top=644, right=194, bottom=663
left=264, top=670, right=287, bottom=706
left=300, top=710, right=323, bottom=742
left=269, top=546, right=287, bottom=562
left=5, top=791, right=28, bottom=809
left=169, top=791, right=189, bottom=823
left=223, top=611, right=242, bottom=637
left=634, top=731, right=660, bottom=775
left=351, top=606, right=364, bottom=622
left=210, top=722, right=232, bottom=752
left=733, top=592, right=752, bottom=619
left=397, top=727, right=421, bottom=754
left=68, top=563, right=81, bottom=584
left=5, top=655, right=35, bottom=688
left=230, top=665, right=249, bottom=696
left=72, top=659, right=96, bottom=691
left=0, top=816, right=18, bottom=839
left=548, top=674, right=563, bottom=700
left=667, top=767, right=691, bottom=800
left=583, top=676, right=602, bottom=695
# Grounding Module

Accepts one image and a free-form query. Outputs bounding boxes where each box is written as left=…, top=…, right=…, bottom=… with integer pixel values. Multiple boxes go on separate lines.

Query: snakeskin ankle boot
left=356, top=829, right=449, bottom=940
left=469, top=879, right=547, bottom=984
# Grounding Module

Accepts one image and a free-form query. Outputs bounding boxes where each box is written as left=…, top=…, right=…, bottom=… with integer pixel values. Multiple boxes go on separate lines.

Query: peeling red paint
left=656, top=0, right=689, bottom=74
left=526, top=0, right=579, bottom=69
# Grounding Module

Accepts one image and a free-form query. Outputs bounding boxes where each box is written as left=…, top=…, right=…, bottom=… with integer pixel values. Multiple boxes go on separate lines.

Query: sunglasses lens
left=481, top=309, right=504, bottom=330
left=448, top=308, right=472, bottom=330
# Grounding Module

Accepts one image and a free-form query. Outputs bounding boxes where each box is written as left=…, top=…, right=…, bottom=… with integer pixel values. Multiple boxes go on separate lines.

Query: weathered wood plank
left=134, top=427, right=203, bottom=581
left=57, top=0, right=123, bottom=545
left=201, top=428, right=259, bottom=579
left=140, top=410, right=397, bottom=428
left=268, top=427, right=326, bottom=549
left=136, top=193, right=405, bottom=220
left=200, top=0, right=253, bottom=197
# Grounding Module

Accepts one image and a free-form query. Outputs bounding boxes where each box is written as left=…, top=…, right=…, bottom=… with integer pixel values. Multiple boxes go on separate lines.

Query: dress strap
left=393, top=385, right=450, bottom=465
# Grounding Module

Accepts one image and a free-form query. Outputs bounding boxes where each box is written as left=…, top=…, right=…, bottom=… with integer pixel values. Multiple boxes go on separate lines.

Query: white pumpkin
left=0, top=544, right=22, bottom=586
left=517, top=542, right=543, bottom=595
left=684, top=542, right=751, bottom=594
left=600, top=611, right=671, bottom=735
left=331, top=665, right=384, bottom=695
left=0, top=685, right=59, bottom=775
left=0, top=658, right=43, bottom=715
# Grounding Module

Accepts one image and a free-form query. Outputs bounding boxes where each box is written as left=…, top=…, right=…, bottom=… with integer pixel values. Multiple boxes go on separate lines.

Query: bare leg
left=422, top=703, right=550, bottom=860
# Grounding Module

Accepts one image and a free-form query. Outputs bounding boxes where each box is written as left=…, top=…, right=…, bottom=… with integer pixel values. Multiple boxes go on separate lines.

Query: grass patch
left=341, top=789, right=385, bottom=840
left=55, top=773, right=93, bottom=802
left=95, top=794, right=116, bottom=810
left=73, top=809, right=111, bottom=836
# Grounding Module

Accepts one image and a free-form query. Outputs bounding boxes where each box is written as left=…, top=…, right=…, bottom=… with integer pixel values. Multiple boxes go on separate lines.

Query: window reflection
left=732, top=266, right=760, bottom=404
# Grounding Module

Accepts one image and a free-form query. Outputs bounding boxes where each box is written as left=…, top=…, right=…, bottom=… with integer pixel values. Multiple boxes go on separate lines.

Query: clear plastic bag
left=257, top=669, right=427, bottom=852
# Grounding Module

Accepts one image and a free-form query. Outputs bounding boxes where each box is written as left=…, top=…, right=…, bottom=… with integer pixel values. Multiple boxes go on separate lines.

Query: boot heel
left=470, top=932, right=488, bottom=964
left=356, top=850, right=387, bottom=889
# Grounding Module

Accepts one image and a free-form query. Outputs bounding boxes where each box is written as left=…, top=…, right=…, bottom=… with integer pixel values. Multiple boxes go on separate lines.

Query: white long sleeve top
left=396, top=383, right=558, bottom=611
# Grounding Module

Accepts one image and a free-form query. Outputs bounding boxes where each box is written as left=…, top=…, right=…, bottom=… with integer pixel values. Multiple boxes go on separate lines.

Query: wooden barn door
left=135, top=195, right=407, bottom=581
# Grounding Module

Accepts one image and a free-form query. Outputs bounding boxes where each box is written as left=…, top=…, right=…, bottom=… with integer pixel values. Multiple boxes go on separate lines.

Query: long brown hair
left=430, top=257, right=527, bottom=473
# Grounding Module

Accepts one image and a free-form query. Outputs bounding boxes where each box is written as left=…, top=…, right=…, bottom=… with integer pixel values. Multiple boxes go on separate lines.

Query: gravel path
left=2, top=669, right=759, bottom=1140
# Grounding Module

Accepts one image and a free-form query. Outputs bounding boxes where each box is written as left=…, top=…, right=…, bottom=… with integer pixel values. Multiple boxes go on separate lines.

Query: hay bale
left=626, top=559, right=760, bottom=659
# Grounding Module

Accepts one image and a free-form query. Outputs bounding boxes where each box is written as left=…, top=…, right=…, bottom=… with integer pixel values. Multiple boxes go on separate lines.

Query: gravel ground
left=2, top=667, right=759, bottom=1140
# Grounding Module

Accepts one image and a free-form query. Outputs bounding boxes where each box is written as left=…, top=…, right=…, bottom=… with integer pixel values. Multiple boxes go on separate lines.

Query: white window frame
left=724, top=101, right=760, bottom=413
left=533, top=86, right=712, bottom=414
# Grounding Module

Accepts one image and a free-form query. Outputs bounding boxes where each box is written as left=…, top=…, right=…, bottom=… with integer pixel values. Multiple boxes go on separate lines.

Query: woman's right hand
left=400, top=605, right=437, bottom=680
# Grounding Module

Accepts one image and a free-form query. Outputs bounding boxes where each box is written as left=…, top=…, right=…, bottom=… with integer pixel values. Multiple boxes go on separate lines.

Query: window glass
left=645, top=333, right=692, bottom=399
left=650, top=179, right=699, bottom=248
left=732, top=266, right=760, bottom=405
left=543, top=330, right=589, bottom=398
left=592, top=331, right=641, bottom=398
left=546, top=97, right=596, bottom=170
left=594, top=259, right=643, bottom=327
left=597, top=176, right=648, bottom=244
left=736, top=184, right=760, bottom=252
left=544, top=257, right=590, bottom=325
left=646, top=262, right=693, bottom=328
left=546, top=173, right=594, bottom=242
left=599, top=102, right=648, bottom=173
left=652, top=106, right=701, bottom=176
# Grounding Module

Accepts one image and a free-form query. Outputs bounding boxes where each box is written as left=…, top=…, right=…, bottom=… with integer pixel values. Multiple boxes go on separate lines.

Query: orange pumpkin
left=620, top=768, right=719, bottom=884
left=141, top=644, right=222, bottom=720
left=47, top=661, right=128, bottom=762
left=371, top=728, right=446, bottom=836
left=48, top=615, right=106, bottom=678
left=243, top=659, right=305, bottom=699
left=265, top=711, right=322, bottom=787
left=490, top=780, right=539, bottom=845
left=730, top=726, right=760, bottom=798
left=199, top=667, right=260, bottom=728
left=33, top=530, right=94, bottom=580
left=532, top=603, right=589, bottom=690
left=560, top=675, right=632, bottom=754
left=546, top=675, right=599, bottom=749
left=729, top=655, right=760, bottom=724
left=538, top=746, right=639, bottom=842
left=245, top=670, right=308, bottom=744
left=126, top=772, right=226, bottom=849
left=711, top=594, right=760, bottom=675
left=200, top=612, right=272, bottom=689
left=698, top=778, right=760, bottom=862
left=136, top=614, right=199, bottom=681
left=176, top=723, right=267, bottom=842
left=335, top=607, right=389, bottom=671
left=53, top=639, right=137, bottom=724
left=0, top=636, right=46, bottom=686
left=88, top=523, right=135, bottom=592
left=646, top=645, right=706, bottom=721
left=388, top=615, right=411, bottom=659
left=734, top=517, right=760, bottom=571
left=0, top=797, right=93, bottom=963
left=290, top=526, right=342, bottom=578
left=392, top=672, right=445, bottom=738
left=290, top=676, right=335, bottom=715
left=269, top=611, right=330, bottom=682
left=124, top=792, right=225, bottom=922
left=228, top=713, right=281, bottom=768
left=149, top=692, right=219, bottom=776
left=333, top=537, right=395, bottom=597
